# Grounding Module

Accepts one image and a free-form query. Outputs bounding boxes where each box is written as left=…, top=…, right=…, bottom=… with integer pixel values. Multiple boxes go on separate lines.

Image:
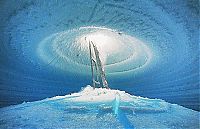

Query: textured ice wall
left=0, top=0, right=199, bottom=110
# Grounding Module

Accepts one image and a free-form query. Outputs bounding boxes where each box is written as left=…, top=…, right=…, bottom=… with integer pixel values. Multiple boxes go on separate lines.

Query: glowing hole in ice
left=37, top=26, right=153, bottom=75
left=78, top=29, right=124, bottom=64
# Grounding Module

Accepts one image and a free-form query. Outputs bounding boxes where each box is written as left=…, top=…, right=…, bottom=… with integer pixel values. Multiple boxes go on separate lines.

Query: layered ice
left=37, top=26, right=152, bottom=75
left=0, top=0, right=199, bottom=111
left=0, top=86, right=199, bottom=129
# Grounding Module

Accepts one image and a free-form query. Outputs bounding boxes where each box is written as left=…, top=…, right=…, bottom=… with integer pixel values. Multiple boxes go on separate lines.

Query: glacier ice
left=0, top=0, right=199, bottom=116
left=0, top=86, right=199, bottom=129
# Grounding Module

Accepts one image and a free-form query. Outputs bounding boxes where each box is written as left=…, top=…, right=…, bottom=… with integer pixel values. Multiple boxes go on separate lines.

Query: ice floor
left=0, top=86, right=199, bottom=129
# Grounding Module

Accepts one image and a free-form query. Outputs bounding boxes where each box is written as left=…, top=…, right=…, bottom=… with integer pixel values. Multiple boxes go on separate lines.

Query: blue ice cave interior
left=0, top=0, right=199, bottom=128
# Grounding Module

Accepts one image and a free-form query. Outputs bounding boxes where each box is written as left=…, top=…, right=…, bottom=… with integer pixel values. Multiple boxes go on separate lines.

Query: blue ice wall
left=0, top=0, right=199, bottom=111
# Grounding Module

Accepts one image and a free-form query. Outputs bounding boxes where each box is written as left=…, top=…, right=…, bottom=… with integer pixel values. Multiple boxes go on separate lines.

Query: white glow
left=37, top=26, right=153, bottom=75
left=77, top=29, right=123, bottom=64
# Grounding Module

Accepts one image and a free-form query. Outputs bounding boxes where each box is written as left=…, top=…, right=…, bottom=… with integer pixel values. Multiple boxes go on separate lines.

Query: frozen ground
left=0, top=86, right=199, bottom=129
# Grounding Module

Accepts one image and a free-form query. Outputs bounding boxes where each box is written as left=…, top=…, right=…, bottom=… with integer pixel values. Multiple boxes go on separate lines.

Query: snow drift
left=0, top=86, right=199, bottom=129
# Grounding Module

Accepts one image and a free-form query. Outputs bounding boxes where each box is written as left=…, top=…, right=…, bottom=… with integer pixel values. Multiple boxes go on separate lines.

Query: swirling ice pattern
left=37, top=26, right=152, bottom=75
left=0, top=0, right=199, bottom=110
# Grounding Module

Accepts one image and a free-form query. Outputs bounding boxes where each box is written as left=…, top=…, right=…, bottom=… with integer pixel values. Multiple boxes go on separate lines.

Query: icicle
left=113, top=92, right=120, bottom=115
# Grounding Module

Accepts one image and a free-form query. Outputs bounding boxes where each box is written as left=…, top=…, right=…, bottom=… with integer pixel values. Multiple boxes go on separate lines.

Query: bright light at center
left=38, top=26, right=153, bottom=75
left=78, top=30, right=124, bottom=64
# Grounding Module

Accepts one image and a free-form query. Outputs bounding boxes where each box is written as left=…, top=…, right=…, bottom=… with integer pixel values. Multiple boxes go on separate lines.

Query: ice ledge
left=46, top=85, right=171, bottom=113
left=50, top=85, right=142, bottom=102
left=50, top=85, right=166, bottom=104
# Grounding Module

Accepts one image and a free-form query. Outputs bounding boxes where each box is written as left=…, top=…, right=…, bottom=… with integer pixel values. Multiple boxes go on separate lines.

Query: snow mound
left=0, top=86, right=199, bottom=129
left=69, top=85, right=133, bottom=102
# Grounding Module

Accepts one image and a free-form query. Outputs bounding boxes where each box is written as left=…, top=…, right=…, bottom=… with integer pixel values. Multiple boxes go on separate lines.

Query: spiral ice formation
left=37, top=26, right=152, bottom=75
left=0, top=0, right=199, bottom=111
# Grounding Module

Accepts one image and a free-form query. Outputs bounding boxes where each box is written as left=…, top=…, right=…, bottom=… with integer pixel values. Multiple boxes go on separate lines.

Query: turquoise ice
left=0, top=86, right=199, bottom=129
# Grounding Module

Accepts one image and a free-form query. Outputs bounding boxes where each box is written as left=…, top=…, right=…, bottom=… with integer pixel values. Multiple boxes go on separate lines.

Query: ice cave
left=0, top=0, right=199, bottom=128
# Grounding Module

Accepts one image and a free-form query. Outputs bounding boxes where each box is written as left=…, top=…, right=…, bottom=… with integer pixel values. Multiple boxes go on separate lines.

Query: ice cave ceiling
left=0, top=0, right=199, bottom=111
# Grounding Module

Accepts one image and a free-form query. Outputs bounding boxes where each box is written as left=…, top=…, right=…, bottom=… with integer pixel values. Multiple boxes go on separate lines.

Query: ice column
left=113, top=92, right=120, bottom=115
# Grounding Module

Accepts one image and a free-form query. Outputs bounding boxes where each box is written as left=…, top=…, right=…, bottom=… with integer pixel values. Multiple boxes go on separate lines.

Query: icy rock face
left=0, top=86, right=199, bottom=129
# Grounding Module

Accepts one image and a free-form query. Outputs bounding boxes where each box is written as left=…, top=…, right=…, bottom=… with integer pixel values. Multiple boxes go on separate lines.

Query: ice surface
left=0, top=0, right=199, bottom=111
left=0, top=86, right=199, bottom=129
